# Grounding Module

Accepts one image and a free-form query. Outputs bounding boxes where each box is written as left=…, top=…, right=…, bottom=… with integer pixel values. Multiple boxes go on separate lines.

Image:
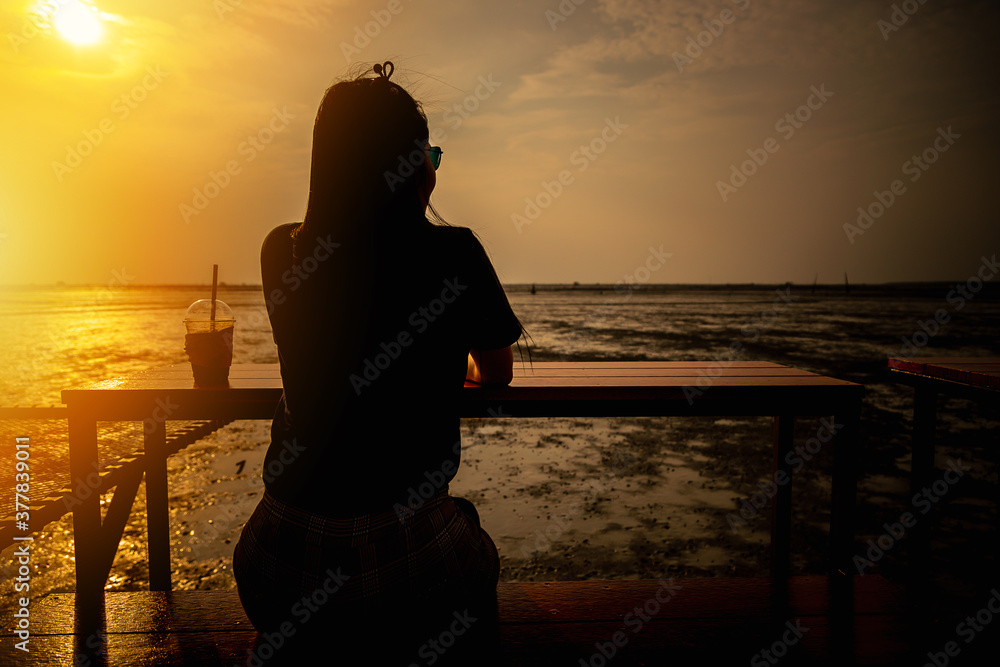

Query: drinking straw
left=210, top=264, right=218, bottom=323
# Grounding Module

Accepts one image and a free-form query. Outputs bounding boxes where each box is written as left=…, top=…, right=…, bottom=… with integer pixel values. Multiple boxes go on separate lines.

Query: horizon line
left=0, top=280, right=986, bottom=290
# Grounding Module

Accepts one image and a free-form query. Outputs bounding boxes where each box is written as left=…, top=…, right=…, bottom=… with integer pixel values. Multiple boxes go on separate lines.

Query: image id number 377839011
left=13, top=436, right=32, bottom=653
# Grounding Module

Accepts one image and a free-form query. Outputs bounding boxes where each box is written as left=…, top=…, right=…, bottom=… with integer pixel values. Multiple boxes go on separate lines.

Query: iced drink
left=184, top=299, right=235, bottom=386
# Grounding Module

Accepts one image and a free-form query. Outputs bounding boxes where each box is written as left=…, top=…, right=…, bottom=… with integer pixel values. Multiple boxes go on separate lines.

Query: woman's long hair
left=292, top=65, right=431, bottom=262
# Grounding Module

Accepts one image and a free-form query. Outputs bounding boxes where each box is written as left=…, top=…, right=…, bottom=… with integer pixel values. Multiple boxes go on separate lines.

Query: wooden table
left=887, top=357, right=1000, bottom=568
left=61, top=361, right=862, bottom=621
left=887, top=357, right=1000, bottom=492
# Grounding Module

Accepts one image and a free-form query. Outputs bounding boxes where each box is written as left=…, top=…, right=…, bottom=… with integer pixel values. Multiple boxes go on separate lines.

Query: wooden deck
left=2, top=577, right=927, bottom=666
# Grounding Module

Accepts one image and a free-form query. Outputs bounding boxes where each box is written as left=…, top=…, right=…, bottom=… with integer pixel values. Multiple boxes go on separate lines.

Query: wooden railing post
left=68, top=410, right=104, bottom=626
left=144, top=417, right=171, bottom=591
left=771, top=414, right=794, bottom=579
left=830, top=396, right=861, bottom=578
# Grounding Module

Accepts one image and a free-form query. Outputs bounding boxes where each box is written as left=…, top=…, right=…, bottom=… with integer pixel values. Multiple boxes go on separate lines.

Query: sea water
left=0, top=283, right=997, bottom=608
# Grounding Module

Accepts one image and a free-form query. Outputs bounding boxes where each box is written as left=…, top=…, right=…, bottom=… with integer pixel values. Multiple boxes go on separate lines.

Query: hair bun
left=373, top=61, right=395, bottom=80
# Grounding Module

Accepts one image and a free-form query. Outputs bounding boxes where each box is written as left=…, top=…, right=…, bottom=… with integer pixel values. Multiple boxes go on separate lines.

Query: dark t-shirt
left=259, top=220, right=522, bottom=517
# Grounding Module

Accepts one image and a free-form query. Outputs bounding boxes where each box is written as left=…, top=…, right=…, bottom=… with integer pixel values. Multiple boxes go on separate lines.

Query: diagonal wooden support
left=92, top=461, right=144, bottom=585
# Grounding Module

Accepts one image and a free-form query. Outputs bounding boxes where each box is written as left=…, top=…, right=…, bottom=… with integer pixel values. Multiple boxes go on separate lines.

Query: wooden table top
left=888, top=357, right=1000, bottom=390
left=63, top=361, right=857, bottom=392
left=60, top=361, right=860, bottom=420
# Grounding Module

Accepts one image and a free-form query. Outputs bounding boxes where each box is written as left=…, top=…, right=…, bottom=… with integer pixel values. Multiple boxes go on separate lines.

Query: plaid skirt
left=232, top=485, right=500, bottom=636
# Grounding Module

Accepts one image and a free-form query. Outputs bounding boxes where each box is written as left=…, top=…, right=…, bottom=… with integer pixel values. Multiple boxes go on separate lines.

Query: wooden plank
left=13, top=620, right=916, bottom=667
left=502, top=376, right=853, bottom=387
left=923, top=363, right=1000, bottom=371
left=888, top=357, right=1000, bottom=394
left=10, top=577, right=902, bottom=636
left=888, top=356, right=998, bottom=366
left=69, top=361, right=801, bottom=384
left=174, top=361, right=795, bottom=372
left=924, top=364, right=971, bottom=383
left=494, top=615, right=914, bottom=666
left=3, top=579, right=913, bottom=666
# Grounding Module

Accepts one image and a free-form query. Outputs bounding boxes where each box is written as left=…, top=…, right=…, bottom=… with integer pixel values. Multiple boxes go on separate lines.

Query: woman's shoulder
left=260, top=223, right=300, bottom=288
left=262, top=222, right=300, bottom=255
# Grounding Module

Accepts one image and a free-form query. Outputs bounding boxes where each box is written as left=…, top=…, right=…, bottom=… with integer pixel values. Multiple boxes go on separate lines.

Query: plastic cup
left=184, top=299, right=235, bottom=386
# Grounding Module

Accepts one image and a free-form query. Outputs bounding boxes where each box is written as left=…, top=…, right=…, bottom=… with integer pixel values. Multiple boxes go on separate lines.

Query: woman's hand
left=466, top=347, right=514, bottom=385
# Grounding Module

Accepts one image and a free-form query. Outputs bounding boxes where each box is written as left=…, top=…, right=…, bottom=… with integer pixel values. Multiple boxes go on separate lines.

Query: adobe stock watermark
left=877, top=0, right=929, bottom=41
left=52, top=65, right=169, bottom=183
left=511, top=116, right=628, bottom=233
left=393, top=440, right=462, bottom=523
left=440, top=74, right=502, bottom=130
left=265, top=234, right=341, bottom=306
left=92, top=267, right=135, bottom=302
left=843, top=126, right=960, bottom=244
left=349, top=277, right=467, bottom=395
left=179, top=106, right=296, bottom=224
left=922, top=588, right=1000, bottom=667
left=7, top=0, right=80, bottom=54
left=750, top=619, right=810, bottom=666
left=394, top=406, right=510, bottom=526
left=578, top=580, right=681, bottom=666
left=383, top=74, right=501, bottom=192
left=579, top=244, right=673, bottom=329
left=716, top=84, right=832, bottom=202
left=898, top=253, right=997, bottom=356
left=519, top=477, right=611, bottom=558
left=214, top=0, right=248, bottom=20
left=545, top=244, right=671, bottom=364
left=260, top=438, right=307, bottom=485
left=726, top=417, right=842, bottom=532
left=230, top=233, right=340, bottom=346
left=234, top=567, right=350, bottom=667
left=61, top=396, right=179, bottom=513
left=410, top=608, right=478, bottom=665
left=853, top=459, right=970, bottom=575
left=545, top=0, right=588, bottom=31
left=683, top=285, right=798, bottom=404
left=382, top=74, right=502, bottom=191
left=521, top=442, right=648, bottom=558
left=234, top=234, right=341, bottom=340
left=672, top=0, right=752, bottom=73
left=339, top=0, right=415, bottom=62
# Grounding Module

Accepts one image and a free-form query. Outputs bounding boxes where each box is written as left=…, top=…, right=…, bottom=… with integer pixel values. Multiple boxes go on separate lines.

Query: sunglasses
left=426, top=146, right=443, bottom=170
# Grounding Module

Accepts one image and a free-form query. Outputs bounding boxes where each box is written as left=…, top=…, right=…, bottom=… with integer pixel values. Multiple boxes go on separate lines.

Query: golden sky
left=0, top=0, right=997, bottom=286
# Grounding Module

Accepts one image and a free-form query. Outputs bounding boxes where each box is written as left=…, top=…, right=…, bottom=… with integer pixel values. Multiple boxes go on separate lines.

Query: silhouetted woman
left=233, top=62, right=522, bottom=657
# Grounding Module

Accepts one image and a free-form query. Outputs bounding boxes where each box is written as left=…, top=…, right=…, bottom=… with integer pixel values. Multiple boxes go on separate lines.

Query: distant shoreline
left=3, top=281, right=996, bottom=295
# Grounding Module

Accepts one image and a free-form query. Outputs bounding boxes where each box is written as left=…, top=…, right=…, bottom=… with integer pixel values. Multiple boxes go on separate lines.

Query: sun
left=53, top=1, right=104, bottom=46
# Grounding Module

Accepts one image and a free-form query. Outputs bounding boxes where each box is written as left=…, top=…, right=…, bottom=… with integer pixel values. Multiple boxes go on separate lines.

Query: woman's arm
left=466, top=346, right=514, bottom=385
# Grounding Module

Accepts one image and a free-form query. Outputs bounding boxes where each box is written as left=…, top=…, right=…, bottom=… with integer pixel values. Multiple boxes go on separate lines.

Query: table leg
left=909, top=386, right=936, bottom=576
left=830, top=401, right=860, bottom=577
left=771, top=414, right=793, bottom=579
left=144, top=421, right=171, bottom=591
left=68, top=413, right=103, bottom=624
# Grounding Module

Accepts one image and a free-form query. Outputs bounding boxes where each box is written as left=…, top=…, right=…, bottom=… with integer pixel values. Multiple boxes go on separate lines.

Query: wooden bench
left=3, top=577, right=916, bottom=665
